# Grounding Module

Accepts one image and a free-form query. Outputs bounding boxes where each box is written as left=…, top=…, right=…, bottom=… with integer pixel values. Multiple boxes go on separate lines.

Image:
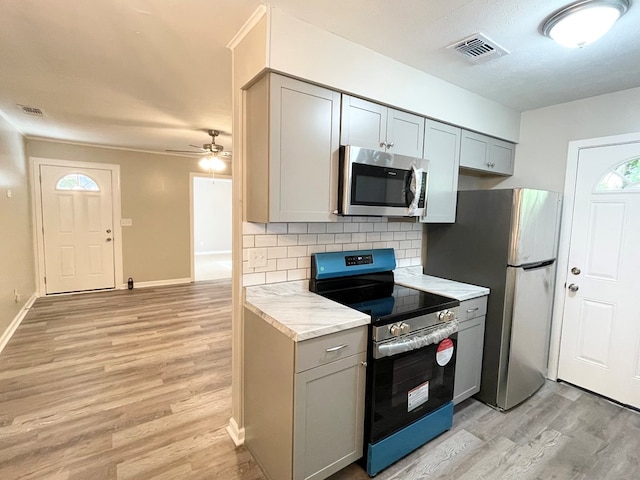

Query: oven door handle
left=374, top=321, right=459, bottom=359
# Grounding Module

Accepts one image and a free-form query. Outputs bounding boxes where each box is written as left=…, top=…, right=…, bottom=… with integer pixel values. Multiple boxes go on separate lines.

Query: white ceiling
left=1, top=0, right=639, bottom=153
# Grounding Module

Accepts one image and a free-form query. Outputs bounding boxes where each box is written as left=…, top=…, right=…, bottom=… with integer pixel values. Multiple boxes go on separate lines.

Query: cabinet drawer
left=295, top=326, right=367, bottom=373
left=459, top=296, right=488, bottom=321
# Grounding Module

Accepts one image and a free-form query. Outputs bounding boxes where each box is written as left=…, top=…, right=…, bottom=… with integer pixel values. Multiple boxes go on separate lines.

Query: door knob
left=106, top=229, right=112, bottom=234
left=571, top=267, right=581, bottom=275
left=568, top=283, right=579, bottom=292
left=106, top=238, right=112, bottom=242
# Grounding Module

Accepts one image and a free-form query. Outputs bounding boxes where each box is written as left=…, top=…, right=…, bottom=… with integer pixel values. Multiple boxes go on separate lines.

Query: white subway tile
left=413, top=222, right=424, bottom=231
left=412, top=240, right=422, bottom=249
left=243, top=261, right=253, bottom=274
left=288, top=269, right=307, bottom=281
left=267, top=246, right=288, bottom=259
left=287, top=245, right=307, bottom=257
left=243, top=249, right=249, bottom=261
left=393, top=232, right=407, bottom=241
left=266, top=271, right=288, bottom=284
left=400, top=240, right=413, bottom=249
left=358, top=242, right=373, bottom=250
left=372, top=242, right=387, bottom=249
left=337, top=216, right=352, bottom=223
left=308, top=223, right=327, bottom=234
left=243, top=235, right=255, bottom=248
left=398, top=258, right=412, bottom=268
left=298, top=256, right=311, bottom=269
left=381, top=232, right=394, bottom=242
left=351, top=232, right=367, bottom=243
left=325, top=244, right=343, bottom=252
left=367, top=217, right=383, bottom=222
left=374, top=223, right=388, bottom=232
left=298, top=234, right=318, bottom=245
left=335, top=233, right=352, bottom=244
left=266, top=223, right=287, bottom=234
left=288, top=223, right=308, bottom=234
left=406, top=248, right=419, bottom=258
left=386, top=241, right=400, bottom=250
left=395, top=250, right=406, bottom=259
left=401, top=222, right=415, bottom=231
left=255, top=235, right=278, bottom=247
left=343, top=223, right=359, bottom=233
left=255, top=259, right=277, bottom=273
left=410, top=258, right=422, bottom=267
left=243, top=222, right=266, bottom=235
left=406, top=231, right=419, bottom=240
left=243, top=272, right=266, bottom=286
left=387, top=223, right=402, bottom=232
left=277, top=258, right=298, bottom=270
left=366, top=232, right=381, bottom=242
left=307, top=245, right=326, bottom=255
left=359, top=223, right=374, bottom=233
left=318, top=234, right=336, bottom=244
left=326, top=223, right=344, bottom=233
left=342, top=243, right=359, bottom=251
left=277, top=235, right=299, bottom=246
left=352, top=216, right=369, bottom=222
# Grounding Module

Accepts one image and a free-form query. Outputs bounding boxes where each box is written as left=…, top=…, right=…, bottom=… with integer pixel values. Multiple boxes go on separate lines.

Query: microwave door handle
left=405, top=170, right=415, bottom=207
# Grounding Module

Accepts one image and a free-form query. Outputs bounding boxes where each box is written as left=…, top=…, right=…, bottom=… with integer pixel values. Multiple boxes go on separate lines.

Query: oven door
left=367, top=334, right=456, bottom=444
left=339, top=146, right=428, bottom=217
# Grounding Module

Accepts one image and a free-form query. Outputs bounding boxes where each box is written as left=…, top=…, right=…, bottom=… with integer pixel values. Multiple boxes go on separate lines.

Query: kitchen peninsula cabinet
left=421, top=120, right=461, bottom=223
left=341, top=95, right=425, bottom=158
left=245, top=73, right=341, bottom=222
left=459, top=130, right=515, bottom=176
left=453, top=295, right=488, bottom=404
left=244, top=308, right=367, bottom=480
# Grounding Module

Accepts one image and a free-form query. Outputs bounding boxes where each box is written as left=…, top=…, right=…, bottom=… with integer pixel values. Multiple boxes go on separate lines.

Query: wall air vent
left=18, top=104, right=45, bottom=116
left=447, top=33, right=509, bottom=65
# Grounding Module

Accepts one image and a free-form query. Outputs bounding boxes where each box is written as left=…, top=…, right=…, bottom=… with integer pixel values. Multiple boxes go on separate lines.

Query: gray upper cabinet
left=459, top=130, right=515, bottom=176
left=245, top=73, right=341, bottom=223
left=421, top=120, right=461, bottom=223
left=341, top=95, right=424, bottom=158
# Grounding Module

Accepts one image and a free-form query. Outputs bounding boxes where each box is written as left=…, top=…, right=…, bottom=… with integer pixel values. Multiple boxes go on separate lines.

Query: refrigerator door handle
left=515, top=259, right=556, bottom=271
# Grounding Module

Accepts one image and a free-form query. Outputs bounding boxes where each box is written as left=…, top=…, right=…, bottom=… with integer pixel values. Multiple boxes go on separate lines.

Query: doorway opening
left=191, top=175, right=232, bottom=281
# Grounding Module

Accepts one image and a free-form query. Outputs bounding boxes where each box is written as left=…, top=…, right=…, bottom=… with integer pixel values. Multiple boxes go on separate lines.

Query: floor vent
left=18, top=104, right=45, bottom=116
left=448, top=33, right=509, bottom=64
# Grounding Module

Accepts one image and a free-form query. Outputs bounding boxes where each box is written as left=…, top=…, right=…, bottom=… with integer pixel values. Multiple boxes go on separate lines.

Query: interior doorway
left=191, top=175, right=232, bottom=281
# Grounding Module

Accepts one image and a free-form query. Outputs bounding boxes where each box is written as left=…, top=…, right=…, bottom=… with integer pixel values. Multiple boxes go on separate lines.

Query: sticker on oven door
left=436, top=338, right=454, bottom=366
left=407, top=381, right=429, bottom=412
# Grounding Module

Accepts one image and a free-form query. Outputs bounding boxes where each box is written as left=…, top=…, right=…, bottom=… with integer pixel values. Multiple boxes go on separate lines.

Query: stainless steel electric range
left=309, top=248, right=460, bottom=477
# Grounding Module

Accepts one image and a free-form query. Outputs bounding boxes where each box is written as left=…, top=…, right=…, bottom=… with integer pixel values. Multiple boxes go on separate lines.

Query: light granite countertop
left=244, top=280, right=370, bottom=342
left=394, top=266, right=490, bottom=301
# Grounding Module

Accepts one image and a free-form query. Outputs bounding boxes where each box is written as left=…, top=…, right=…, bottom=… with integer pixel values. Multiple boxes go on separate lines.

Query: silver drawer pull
left=326, top=344, right=348, bottom=353
left=466, top=307, right=480, bottom=313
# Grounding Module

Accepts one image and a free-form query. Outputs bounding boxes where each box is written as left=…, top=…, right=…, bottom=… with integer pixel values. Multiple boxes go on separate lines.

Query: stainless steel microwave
left=338, top=145, right=429, bottom=217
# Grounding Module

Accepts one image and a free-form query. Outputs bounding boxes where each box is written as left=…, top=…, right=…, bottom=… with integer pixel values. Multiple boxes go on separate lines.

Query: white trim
left=547, top=130, right=640, bottom=380
left=195, top=250, right=232, bottom=256
left=30, top=157, right=123, bottom=295
left=226, top=5, right=268, bottom=50
left=0, top=293, right=38, bottom=354
left=226, top=417, right=245, bottom=446
left=128, top=278, right=192, bottom=289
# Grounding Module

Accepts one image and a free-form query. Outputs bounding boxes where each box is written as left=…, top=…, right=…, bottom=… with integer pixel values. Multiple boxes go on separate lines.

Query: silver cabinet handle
left=379, top=142, right=387, bottom=149
left=466, top=307, right=479, bottom=313
left=387, top=142, right=394, bottom=148
left=568, top=283, right=579, bottom=292
left=326, top=344, right=348, bottom=352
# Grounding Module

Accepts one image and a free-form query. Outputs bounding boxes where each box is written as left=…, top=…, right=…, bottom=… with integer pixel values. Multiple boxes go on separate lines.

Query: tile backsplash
left=243, top=217, right=423, bottom=286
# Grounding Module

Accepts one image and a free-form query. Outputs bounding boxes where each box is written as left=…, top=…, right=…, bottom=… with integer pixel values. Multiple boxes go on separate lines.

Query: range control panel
left=345, top=254, right=373, bottom=267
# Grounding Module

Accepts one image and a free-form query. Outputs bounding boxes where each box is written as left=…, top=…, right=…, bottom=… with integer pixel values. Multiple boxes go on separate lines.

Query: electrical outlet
left=248, top=248, right=268, bottom=268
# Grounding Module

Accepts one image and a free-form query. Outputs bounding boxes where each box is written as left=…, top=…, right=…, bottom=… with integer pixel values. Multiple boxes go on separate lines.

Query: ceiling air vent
left=18, top=104, right=45, bottom=116
left=448, top=33, right=509, bottom=65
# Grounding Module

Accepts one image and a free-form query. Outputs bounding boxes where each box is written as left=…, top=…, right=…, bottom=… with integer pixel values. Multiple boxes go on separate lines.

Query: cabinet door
left=340, top=95, right=387, bottom=151
left=386, top=109, right=425, bottom=158
left=453, top=315, right=486, bottom=405
left=293, top=352, right=366, bottom=480
left=489, top=138, right=515, bottom=175
left=421, top=120, right=460, bottom=223
left=459, top=130, right=490, bottom=171
left=271, top=75, right=341, bottom=222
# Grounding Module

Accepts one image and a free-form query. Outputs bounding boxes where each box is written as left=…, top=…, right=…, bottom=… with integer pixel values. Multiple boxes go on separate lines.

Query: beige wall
left=27, top=139, right=216, bottom=283
left=478, top=86, right=640, bottom=193
left=0, top=115, right=36, bottom=337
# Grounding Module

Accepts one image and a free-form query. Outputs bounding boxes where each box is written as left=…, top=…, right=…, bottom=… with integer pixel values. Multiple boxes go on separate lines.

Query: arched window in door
left=596, top=158, right=640, bottom=192
left=55, top=173, right=100, bottom=191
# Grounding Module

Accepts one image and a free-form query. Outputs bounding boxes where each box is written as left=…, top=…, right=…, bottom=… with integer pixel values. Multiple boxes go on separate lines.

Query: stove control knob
left=389, top=324, right=402, bottom=336
left=438, top=310, right=456, bottom=322
left=400, top=323, right=410, bottom=335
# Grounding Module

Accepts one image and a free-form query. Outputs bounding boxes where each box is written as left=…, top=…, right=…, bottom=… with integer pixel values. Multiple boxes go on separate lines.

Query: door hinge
left=44, top=276, right=47, bottom=285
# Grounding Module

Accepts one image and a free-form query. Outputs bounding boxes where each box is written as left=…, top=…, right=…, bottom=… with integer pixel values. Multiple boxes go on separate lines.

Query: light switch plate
left=121, top=218, right=133, bottom=227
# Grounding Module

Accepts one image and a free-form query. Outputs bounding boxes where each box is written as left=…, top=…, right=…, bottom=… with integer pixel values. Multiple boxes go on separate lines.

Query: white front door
left=40, top=164, right=116, bottom=294
left=558, top=141, right=640, bottom=408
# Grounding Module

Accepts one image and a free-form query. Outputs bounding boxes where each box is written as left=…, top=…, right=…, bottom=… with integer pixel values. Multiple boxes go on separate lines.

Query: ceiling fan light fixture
left=199, top=154, right=226, bottom=172
left=542, top=0, right=629, bottom=48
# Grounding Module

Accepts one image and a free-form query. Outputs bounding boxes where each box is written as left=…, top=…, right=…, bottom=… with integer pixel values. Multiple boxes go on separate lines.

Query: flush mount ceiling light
left=542, top=0, right=629, bottom=48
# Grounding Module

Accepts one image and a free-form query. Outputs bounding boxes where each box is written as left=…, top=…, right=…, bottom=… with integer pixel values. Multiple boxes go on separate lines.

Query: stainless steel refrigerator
left=425, top=188, right=562, bottom=410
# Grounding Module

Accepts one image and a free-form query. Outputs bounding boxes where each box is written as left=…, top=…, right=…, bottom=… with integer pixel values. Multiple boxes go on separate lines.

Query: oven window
left=368, top=337, right=456, bottom=443
left=351, top=163, right=409, bottom=206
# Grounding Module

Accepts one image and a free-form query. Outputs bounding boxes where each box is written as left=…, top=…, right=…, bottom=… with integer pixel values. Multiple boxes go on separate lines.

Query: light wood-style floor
left=2, top=281, right=639, bottom=479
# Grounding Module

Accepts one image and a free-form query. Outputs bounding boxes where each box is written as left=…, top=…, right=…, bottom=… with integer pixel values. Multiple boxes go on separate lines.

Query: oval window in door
left=595, top=157, right=640, bottom=192
left=55, top=173, right=100, bottom=191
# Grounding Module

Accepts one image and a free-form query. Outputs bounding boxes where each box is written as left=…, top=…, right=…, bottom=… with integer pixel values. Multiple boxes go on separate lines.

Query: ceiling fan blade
left=165, top=149, right=203, bottom=154
left=189, top=144, right=207, bottom=150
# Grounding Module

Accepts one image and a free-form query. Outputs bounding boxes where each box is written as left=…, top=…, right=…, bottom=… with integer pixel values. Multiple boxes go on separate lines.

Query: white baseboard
left=0, top=293, right=39, bottom=355
left=226, top=417, right=245, bottom=446
left=119, top=278, right=192, bottom=289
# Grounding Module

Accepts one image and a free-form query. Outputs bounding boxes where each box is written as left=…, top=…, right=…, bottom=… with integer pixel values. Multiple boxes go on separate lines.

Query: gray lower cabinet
left=421, top=119, right=461, bottom=223
left=245, top=73, right=341, bottom=222
left=453, top=296, right=487, bottom=404
left=459, top=130, right=515, bottom=176
left=244, top=307, right=367, bottom=480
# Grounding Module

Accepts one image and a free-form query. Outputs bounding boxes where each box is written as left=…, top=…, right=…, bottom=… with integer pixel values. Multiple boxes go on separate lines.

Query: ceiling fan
left=166, top=129, right=232, bottom=157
